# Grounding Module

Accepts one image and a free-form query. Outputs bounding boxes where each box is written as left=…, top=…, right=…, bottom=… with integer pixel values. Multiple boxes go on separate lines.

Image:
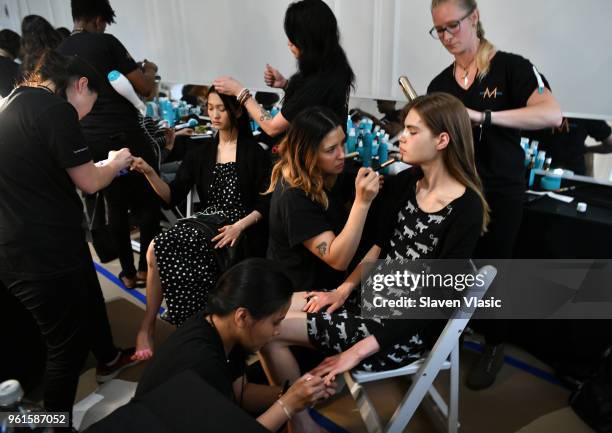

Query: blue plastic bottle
left=347, top=115, right=353, bottom=134
left=346, top=128, right=357, bottom=153
left=357, top=134, right=365, bottom=161
left=378, top=136, right=389, bottom=174
left=363, top=132, right=373, bottom=168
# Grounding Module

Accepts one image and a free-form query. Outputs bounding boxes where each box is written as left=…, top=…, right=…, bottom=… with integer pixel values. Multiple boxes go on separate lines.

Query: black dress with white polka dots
left=154, top=162, right=247, bottom=326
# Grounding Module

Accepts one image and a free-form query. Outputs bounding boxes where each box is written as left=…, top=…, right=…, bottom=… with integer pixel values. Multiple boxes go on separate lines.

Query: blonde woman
left=427, top=0, right=563, bottom=390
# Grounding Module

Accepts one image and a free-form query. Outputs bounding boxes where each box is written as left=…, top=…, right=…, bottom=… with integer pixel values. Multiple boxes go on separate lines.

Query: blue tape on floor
left=463, top=340, right=564, bottom=388
left=94, top=261, right=165, bottom=315
left=309, top=408, right=352, bottom=433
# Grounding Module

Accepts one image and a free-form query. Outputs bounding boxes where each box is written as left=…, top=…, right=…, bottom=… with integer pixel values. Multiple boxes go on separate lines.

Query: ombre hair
left=406, top=93, right=490, bottom=233
left=431, top=0, right=496, bottom=79
left=265, top=106, right=342, bottom=209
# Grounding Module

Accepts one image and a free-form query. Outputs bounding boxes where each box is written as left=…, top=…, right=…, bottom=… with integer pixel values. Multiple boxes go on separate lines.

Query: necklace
left=454, top=59, right=476, bottom=88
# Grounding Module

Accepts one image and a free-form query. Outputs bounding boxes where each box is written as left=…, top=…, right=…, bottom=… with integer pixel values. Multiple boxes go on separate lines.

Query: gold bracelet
left=277, top=398, right=293, bottom=420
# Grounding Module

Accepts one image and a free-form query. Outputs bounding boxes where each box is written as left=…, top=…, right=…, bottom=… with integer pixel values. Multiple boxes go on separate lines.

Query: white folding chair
left=344, top=265, right=497, bottom=433
left=185, top=185, right=200, bottom=217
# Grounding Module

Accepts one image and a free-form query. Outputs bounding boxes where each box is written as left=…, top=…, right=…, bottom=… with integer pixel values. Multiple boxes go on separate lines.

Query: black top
left=526, top=118, right=612, bottom=176
left=267, top=175, right=353, bottom=292
left=136, top=313, right=246, bottom=401
left=282, top=70, right=352, bottom=127
left=369, top=168, right=483, bottom=348
left=0, top=57, right=20, bottom=97
left=168, top=136, right=271, bottom=255
left=57, top=31, right=140, bottom=136
left=428, top=51, right=550, bottom=196
left=0, top=87, right=92, bottom=279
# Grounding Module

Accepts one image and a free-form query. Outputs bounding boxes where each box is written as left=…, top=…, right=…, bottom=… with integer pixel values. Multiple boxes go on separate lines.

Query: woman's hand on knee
left=212, top=223, right=243, bottom=248
left=302, top=288, right=349, bottom=314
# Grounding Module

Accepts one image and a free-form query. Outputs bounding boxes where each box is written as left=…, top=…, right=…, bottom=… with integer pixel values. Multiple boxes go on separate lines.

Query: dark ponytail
left=207, top=258, right=294, bottom=320
left=21, top=50, right=102, bottom=97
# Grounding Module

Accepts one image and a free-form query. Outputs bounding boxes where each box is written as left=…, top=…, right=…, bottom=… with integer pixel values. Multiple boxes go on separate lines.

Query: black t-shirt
left=526, top=118, right=612, bottom=175
left=0, top=57, right=20, bottom=97
left=57, top=31, right=140, bottom=136
left=136, top=313, right=246, bottom=401
left=0, top=87, right=92, bottom=279
left=282, top=70, right=352, bottom=127
left=267, top=176, right=352, bottom=292
left=428, top=51, right=550, bottom=195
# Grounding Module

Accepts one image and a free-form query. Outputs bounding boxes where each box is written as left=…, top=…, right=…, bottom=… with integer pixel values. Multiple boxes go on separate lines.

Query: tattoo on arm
left=259, top=106, right=272, bottom=122
left=316, top=242, right=328, bottom=257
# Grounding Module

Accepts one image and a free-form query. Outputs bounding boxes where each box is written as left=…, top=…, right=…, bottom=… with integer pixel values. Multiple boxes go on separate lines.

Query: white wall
left=4, top=0, right=612, bottom=119
left=114, top=0, right=612, bottom=120
left=2, top=0, right=611, bottom=178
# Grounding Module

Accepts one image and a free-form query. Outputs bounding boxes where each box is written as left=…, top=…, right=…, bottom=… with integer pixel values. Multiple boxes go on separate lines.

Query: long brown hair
left=407, top=93, right=490, bottom=233
left=265, top=106, right=342, bottom=209
left=431, top=0, right=496, bottom=79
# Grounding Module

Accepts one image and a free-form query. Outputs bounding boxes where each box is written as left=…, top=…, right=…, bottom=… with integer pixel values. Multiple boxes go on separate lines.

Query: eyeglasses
left=429, top=8, right=475, bottom=40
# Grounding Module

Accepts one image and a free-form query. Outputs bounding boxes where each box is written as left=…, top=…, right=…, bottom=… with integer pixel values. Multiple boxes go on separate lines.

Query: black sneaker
left=95, top=348, right=141, bottom=383
left=466, top=343, right=505, bottom=390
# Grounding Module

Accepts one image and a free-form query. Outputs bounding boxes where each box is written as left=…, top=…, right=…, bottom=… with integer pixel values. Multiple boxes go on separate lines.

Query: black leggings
left=2, top=255, right=118, bottom=420
left=104, top=173, right=160, bottom=275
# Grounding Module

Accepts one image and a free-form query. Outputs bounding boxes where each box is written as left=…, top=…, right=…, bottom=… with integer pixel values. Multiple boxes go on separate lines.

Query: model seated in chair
left=130, top=87, right=271, bottom=360
left=259, top=93, right=490, bottom=405
left=136, top=259, right=336, bottom=432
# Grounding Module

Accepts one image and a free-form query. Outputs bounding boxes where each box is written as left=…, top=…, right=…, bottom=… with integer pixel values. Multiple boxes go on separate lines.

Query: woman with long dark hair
left=131, top=86, right=271, bottom=360
left=0, top=50, right=136, bottom=425
left=213, top=0, right=355, bottom=138
left=136, top=258, right=336, bottom=432
left=19, top=15, right=63, bottom=75
left=259, top=94, right=488, bottom=432
left=427, top=0, right=562, bottom=389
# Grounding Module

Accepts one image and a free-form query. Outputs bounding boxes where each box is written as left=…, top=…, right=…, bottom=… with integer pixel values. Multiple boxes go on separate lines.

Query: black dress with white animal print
left=155, top=162, right=247, bottom=326
left=307, top=170, right=482, bottom=372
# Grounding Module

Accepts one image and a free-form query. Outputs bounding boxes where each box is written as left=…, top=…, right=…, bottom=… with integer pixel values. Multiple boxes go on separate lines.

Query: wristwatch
left=483, top=110, right=492, bottom=127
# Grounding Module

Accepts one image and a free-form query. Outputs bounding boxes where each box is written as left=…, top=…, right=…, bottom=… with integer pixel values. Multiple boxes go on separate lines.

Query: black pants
left=473, top=191, right=524, bottom=346
left=89, top=129, right=161, bottom=276
left=104, top=173, right=160, bottom=275
left=2, top=255, right=118, bottom=419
